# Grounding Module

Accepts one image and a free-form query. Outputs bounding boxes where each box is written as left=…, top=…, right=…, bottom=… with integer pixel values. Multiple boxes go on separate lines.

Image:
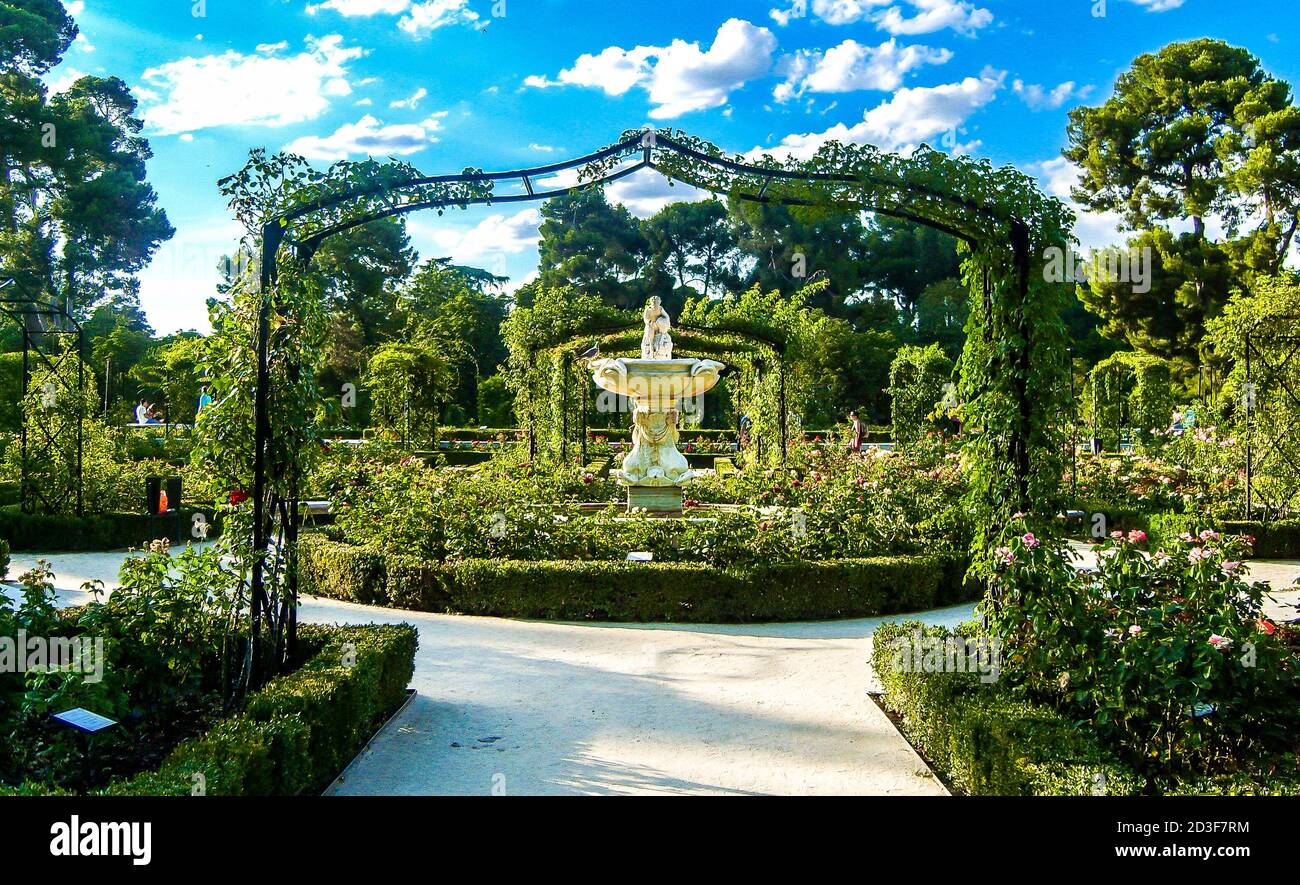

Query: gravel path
left=5, top=544, right=1296, bottom=796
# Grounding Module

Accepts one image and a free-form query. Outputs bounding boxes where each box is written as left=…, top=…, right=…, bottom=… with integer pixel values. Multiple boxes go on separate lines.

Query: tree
left=129, top=334, right=205, bottom=424
left=1080, top=228, right=1235, bottom=371
left=642, top=200, right=742, bottom=302
left=1065, top=39, right=1300, bottom=364
left=400, top=259, right=509, bottom=424
left=857, top=215, right=963, bottom=314
left=1065, top=38, right=1300, bottom=261
left=537, top=189, right=659, bottom=309
left=0, top=3, right=172, bottom=325
left=314, top=216, right=416, bottom=347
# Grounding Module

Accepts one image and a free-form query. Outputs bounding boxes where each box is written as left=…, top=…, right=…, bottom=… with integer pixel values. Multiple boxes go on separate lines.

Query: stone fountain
left=590, top=297, right=725, bottom=513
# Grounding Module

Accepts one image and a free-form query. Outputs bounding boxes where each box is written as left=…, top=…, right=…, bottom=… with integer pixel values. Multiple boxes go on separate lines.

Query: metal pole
left=76, top=327, right=84, bottom=517
left=778, top=359, right=787, bottom=466
left=250, top=223, right=283, bottom=689
left=1245, top=337, right=1252, bottom=520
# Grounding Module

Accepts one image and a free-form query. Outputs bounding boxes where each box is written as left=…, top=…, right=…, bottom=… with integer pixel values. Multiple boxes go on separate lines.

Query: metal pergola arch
left=0, top=284, right=85, bottom=516
left=245, top=126, right=1042, bottom=682
left=523, top=318, right=791, bottom=466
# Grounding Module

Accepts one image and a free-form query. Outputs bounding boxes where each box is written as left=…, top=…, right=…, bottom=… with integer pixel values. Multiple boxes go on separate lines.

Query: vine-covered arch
left=503, top=306, right=793, bottom=465
left=220, top=126, right=1074, bottom=681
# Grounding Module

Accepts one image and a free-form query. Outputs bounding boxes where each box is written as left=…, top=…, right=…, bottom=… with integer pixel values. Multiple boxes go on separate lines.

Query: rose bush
left=990, top=521, right=1299, bottom=787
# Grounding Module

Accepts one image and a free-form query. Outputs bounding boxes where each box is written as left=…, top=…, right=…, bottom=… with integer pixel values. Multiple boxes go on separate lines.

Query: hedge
left=299, top=535, right=977, bottom=622
left=0, top=537, right=8, bottom=579
left=1067, top=508, right=1300, bottom=559
left=0, top=505, right=221, bottom=551
left=872, top=621, right=1300, bottom=796
left=98, top=623, right=417, bottom=796
left=872, top=622, right=1143, bottom=796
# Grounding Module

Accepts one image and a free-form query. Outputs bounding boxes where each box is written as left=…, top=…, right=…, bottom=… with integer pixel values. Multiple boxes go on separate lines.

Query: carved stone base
left=627, top=484, right=683, bottom=514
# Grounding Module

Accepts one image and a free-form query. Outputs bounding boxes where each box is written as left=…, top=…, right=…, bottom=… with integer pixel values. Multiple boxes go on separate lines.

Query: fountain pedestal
left=589, top=357, right=725, bottom=515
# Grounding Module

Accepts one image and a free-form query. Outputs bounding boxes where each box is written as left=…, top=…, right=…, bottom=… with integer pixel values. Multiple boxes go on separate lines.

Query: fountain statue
left=590, top=297, right=725, bottom=513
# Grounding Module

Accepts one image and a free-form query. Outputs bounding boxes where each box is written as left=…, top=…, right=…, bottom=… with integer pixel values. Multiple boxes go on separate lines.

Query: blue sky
left=47, top=0, right=1300, bottom=333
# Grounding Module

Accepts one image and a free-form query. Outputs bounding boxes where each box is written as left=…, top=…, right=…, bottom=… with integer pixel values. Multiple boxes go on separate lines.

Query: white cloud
left=256, top=41, right=289, bottom=53
left=875, top=0, right=992, bottom=36
left=424, top=208, right=542, bottom=263
left=283, top=112, right=445, bottom=160
left=774, top=38, right=951, bottom=102
left=1036, top=157, right=1127, bottom=251
left=307, top=0, right=411, bottom=15
left=390, top=86, right=428, bottom=109
left=770, top=0, right=991, bottom=35
left=1129, top=0, right=1185, bottom=10
left=523, top=18, right=777, bottom=119
left=529, top=143, right=559, bottom=153
left=771, top=0, right=888, bottom=27
left=64, top=1, right=85, bottom=16
left=138, top=35, right=364, bottom=136
left=754, top=68, right=1004, bottom=159
left=399, top=0, right=480, bottom=36
left=44, top=67, right=88, bottom=94
left=1013, top=79, right=1092, bottom=111
left=535, top=165, right=711, bottom=218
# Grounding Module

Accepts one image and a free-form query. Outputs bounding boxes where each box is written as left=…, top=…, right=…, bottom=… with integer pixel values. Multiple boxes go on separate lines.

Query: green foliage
left=300, top=534, right=974, bottom=623
left=1066, top=39, right=1300, bottom=271
left=320, top=438, right=971, bottom=566
left=128, top=334, right=205, bottom=425
left=1087, top=350, right=1176, bottom=447
left=363, top=338, right=453, bottom=449
left=990, top=523, right=1299, bottom=787
left=873, top=622, right=1143, bottom=796
left=888, top=343, right=953, bottom=443
left=103, top=623, right=417, bottom=796
left=0, top=537, right=7, bottom=577
left=1081, top=229, right=1236, bottom=369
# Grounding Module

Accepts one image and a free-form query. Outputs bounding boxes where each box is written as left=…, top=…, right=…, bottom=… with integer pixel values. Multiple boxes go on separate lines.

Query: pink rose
left=1208, top=634, right=1232, bottom=650
left=1021, top=533, right=1041, bottom=549
left=1127, top=530, right=1147, bottom=543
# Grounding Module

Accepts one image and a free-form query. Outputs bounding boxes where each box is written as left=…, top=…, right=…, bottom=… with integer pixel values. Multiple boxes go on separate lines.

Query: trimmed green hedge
left=872, top=622, right=1142, bottom=796
left=99, top=623, right=417, bottom=796
left=299, top=535, right=977, bottom=622
left=1068, top=508, right=1300, bottom=559
left=0, top=505, right=221, bottom=551
left=872, top=621, right=1300, bottom=796
left=0, top=538, right=8, bottom=579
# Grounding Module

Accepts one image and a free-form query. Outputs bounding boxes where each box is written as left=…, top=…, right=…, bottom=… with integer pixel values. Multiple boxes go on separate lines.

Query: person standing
left=847, top=410, right=865, bottom=454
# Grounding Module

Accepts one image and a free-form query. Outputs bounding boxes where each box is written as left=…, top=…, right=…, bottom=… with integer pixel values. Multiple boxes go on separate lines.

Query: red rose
left=229, top=489, right=249, bottom=506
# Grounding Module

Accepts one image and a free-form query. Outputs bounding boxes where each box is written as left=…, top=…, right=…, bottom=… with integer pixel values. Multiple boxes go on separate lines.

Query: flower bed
left=299, top=535, right=977, bottom=623
left=872, top=622, right=1300, bottom=796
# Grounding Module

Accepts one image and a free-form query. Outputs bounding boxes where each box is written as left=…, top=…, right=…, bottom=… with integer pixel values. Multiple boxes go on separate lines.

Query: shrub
left=872, top=622, right=1143, bottom=796
left=990, top=523, right=1300, bottom=786
left=299, top=535, right=977, bottom=623
left=0, top=538, right=8, bottom=579
left=102, top=623, right=417, bottom=796
left=0, top=505, right=220, bottom=551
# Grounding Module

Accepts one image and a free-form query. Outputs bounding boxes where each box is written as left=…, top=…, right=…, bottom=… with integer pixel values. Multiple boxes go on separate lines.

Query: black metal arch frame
left=1244, top=316, right=1300, bottom=519
left=248, top=127, right=1035, bottom=682
left=0, top=286, right=85, bottom=516
left=527, top=319, right=789, bottom=466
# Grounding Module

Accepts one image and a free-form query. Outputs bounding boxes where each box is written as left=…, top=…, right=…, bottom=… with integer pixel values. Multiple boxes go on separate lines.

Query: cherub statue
left=641, top=296, right=673, bottom=360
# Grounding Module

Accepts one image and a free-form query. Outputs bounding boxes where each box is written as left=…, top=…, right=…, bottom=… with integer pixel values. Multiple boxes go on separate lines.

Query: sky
left=45, top=0, right=1300, bottom=334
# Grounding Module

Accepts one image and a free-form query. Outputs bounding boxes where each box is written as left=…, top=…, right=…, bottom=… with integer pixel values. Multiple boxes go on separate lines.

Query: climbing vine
left=219, top=126, right=1074, bottom=649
